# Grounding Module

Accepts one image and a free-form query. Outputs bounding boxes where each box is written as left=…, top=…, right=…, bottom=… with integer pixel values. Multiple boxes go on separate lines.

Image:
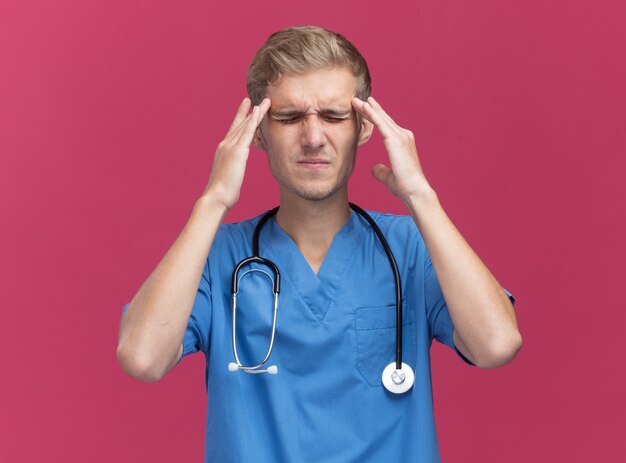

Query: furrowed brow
left=270, top=107, right=353, bottom=119
left=269, top=109, right=307, bottom=119
left=318, top=108, right=353, bottom=118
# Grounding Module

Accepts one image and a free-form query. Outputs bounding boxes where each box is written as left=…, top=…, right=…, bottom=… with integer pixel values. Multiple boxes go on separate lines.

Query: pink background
left=1, top=0, right=624, bottom=461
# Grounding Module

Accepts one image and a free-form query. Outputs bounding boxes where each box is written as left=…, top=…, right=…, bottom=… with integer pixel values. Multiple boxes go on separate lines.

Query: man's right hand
left=117, top=97, right=272, bottom=382
left=202, top=97, right=271, bottom=211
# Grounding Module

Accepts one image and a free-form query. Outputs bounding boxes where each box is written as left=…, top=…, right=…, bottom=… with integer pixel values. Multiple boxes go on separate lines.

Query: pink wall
left=1, top=0, right=624, bottom=461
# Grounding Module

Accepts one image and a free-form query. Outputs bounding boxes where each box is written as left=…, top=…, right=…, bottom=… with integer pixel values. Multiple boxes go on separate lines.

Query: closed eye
left=271, top=113, right=352, bottom=124
left=322, top=116, right=350, bottom=123
left=275, top=117, right=302, bottom=124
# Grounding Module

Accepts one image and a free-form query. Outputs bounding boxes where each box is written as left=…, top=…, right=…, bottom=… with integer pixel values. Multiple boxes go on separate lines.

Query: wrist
left=403, top=186, right=439, bottom=212
left=194, top=192, right=230, bottom=219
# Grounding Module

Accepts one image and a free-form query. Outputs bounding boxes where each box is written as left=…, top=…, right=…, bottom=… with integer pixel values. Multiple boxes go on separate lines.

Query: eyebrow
left=269, top=108, right=353, bottom=118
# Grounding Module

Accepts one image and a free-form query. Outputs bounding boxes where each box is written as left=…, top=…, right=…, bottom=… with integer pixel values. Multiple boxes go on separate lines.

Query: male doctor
left=117, top=26, right=521, bottom=462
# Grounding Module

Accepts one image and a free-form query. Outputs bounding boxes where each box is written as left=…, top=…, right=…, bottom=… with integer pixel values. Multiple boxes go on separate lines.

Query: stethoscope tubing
left=347, top=203, right=403, bottom=370
left=231, top=268, right=279, bottom=373
left=230, top=203, right=407, bottom=381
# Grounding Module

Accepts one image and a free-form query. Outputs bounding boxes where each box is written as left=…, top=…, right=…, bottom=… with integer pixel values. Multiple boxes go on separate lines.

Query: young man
left=117, top=26, right=521, bottom=462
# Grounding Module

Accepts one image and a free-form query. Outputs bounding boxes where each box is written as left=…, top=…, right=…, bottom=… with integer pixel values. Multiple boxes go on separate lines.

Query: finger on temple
left=356, top=99, right=396, bottom=138
left=256, top=97, right=271, bottom=117
left=229, top=98, right=268, bottom=142
left=352, top=98, right=378, bottom=124
left=232, top=98, right=271, bottom=140
left=261, top=97, right=272, bottom=110
left=227, top=98, right=252, bottom=134
left=236, top=106, right=260, bottom=144
left=367, top=97, right=398, bottom=128
left=238, top=99, right=270, bottom=145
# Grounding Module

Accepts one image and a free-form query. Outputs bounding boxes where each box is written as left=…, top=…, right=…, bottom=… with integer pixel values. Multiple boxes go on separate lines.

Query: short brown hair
left=247, top=26, right=371, bottom=105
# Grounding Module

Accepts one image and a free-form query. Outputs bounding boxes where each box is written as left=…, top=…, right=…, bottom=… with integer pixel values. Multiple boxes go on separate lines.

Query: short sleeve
left=179, top=267, right=212, bottom=362
left=424, top=252, right=455, bottom=349
left=119, top=263, right=213, bottom=365
left=424, top=251, right=516, bottom=366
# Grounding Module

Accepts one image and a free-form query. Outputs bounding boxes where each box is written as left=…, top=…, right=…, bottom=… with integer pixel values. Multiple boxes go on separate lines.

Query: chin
left=291, top=182, right=343, bottom=202
left=275, top=169, right=352, bottom=202
left=297, top=191, right=335, bottom=201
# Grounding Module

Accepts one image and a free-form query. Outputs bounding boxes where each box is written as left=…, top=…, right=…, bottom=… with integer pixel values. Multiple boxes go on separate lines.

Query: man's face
left=256, top=67, right=372, bottom=202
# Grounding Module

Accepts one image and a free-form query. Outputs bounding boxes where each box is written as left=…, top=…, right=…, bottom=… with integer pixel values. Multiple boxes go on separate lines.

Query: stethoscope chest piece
left=382, top=362, right=415, bottom=394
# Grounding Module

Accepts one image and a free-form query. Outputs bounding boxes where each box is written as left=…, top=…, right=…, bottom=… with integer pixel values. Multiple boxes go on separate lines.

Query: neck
left=275, top=189, right=351, bottom=274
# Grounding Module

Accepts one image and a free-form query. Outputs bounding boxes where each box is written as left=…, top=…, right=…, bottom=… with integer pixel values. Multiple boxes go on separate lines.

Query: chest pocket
left=354, top=302, right=416, bottom=387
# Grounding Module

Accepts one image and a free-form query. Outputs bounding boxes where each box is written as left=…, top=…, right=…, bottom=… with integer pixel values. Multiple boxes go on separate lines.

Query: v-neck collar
left=260, top=210, right=363, bottom=322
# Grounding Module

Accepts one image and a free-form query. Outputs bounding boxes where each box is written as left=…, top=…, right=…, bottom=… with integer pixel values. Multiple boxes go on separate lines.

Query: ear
left=252, top=127, right=267, bottom=151
left=357, top=118, right=374, bottom=147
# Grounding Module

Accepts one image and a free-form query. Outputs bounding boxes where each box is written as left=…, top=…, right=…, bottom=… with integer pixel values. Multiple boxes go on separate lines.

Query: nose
left=300, top=115, right=326, bottom=150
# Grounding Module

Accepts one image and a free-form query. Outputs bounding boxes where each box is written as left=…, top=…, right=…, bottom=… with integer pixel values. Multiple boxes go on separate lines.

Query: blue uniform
left=124, top=210, right=515, bottom=462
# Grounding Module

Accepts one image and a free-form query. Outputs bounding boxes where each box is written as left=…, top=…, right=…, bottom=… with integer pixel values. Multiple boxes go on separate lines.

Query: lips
left=297, top=159, right=331, bottom=171
left=297, top=158, right=331, bottom=167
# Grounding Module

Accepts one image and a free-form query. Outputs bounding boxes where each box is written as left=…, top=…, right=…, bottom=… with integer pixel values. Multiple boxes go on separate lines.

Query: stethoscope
left=227, top=203, right=415, bottom=394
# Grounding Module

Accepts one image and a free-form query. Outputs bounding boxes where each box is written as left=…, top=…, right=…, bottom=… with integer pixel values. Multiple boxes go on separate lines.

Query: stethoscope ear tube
left=232, top=256, right=280, bottom=295
left=252, top=206, right=280, bottom=256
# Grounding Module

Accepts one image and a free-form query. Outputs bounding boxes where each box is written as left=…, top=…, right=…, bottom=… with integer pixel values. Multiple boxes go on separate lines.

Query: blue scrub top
left=124, top=210, right=515, bottom=462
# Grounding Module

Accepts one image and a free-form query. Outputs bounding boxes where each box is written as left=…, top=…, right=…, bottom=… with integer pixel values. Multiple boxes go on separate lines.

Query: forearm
left=351, top=96, right=521, bottom=367
left=405, top=189, right=521, bottom=368
left=117, top=194, right=227, bottom=381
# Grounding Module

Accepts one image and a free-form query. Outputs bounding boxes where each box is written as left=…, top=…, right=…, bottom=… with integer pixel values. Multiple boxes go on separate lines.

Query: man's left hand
left=352, top=96, right=434, bottom=203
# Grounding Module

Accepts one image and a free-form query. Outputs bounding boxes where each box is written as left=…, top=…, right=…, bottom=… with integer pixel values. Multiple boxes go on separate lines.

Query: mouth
left=298, top=158, right=330, bottom=165
left=297, top=159, right=331, bottom=170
